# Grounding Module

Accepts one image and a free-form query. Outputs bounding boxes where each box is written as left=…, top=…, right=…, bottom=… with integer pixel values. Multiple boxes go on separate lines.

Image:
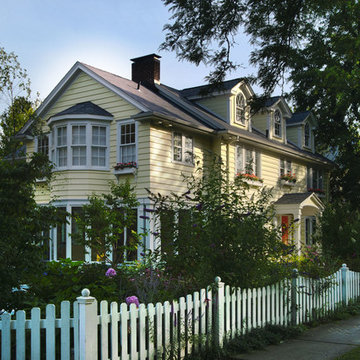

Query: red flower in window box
left=236, top=173, right=264, bottom=183
left=280, top=172, right=297, bottom=183
left=114, top=161, right=137, bottom=170
left=308, top=188, right=325, bottom=194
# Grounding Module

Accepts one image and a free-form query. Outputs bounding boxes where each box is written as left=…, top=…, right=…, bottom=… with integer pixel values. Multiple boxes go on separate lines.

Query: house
left=18, top=54, right=333, bottom=262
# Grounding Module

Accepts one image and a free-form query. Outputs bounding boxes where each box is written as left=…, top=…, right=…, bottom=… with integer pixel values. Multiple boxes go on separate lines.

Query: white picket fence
left=1, top=264, right=359, bottom=359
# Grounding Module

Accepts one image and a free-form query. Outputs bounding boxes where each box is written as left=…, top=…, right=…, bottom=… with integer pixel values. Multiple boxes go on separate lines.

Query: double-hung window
left=236, top=145, right=261, bottom=177
left=51, top=123, right=109, bottom=169
left=280, top=159, right=292, bottom=176
left=37, top=134, right=49, bottom=157
left=172, top=132, right=194, bottom=165
left=305, top=216, right=316, bottom=245
left=307, top=167, right=324, bottom=191
left=118, top=122, right=136, bottom=163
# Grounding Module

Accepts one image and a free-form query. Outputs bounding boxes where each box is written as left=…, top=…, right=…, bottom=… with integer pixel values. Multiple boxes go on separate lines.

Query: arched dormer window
left=274, top=110, right=282, bottom=137
left=235, top=93, right=246, bottom=125
left=304, top=122, right=310, bottom=147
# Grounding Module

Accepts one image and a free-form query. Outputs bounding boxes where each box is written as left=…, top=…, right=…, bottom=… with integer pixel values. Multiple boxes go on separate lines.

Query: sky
left=0, top=0, right=259, bottom=111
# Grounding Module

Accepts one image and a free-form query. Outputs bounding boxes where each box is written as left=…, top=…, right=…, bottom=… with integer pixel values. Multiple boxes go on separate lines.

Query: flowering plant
left=236, top=172, right=263, bottom=183
left=114, top=161, right=137, bottom=170
left=105, top=268, right=117, bottom=278
left=280, top=172, right=297, bottom=183
left=308, top=188, right=325, bottom=194
left=126, top=295, right=140, bottom=308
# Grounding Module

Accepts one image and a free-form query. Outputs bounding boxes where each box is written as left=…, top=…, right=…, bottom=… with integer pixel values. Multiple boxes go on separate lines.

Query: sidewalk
left=232, top=315, right=360, bottom=360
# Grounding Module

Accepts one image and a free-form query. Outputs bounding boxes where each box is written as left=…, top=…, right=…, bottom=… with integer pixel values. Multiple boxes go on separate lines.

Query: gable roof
left=274, top=192, right=324, bottom=210
left=18, top=60, right=332, bottom=166
left=180, top=78, right=245, bottom=99
left=287, top=111, right=311, bottom=125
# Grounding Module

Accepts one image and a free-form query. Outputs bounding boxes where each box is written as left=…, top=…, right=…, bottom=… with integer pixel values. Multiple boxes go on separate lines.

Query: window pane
left=72, top=146, right=86, bottom=166
left=245, top=150, right=253, bottom=173
left=173, top=133, right=182, bottom=161
left=120, top=144, right=136, bottom=163
left=184, top=136, right=193, bottom=164
left=38, top=135, right=49, bottom=156
left=72, top=126, right=86, bottom=145
left=255, top=151, right=260, bottom=177
left=280, top=159, right=285, bottom=176
left=236, top=146, right=243, bottom=173
left=307, top=167, right=312, bottom=188
left=92, top=147, right=106, bottom=166
left=57, top=127, right=67, bottom=146
left=58, top=148, right=67, bottom=167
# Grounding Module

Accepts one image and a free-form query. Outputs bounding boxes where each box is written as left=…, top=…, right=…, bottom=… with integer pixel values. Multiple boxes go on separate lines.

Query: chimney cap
left=130, top=53, right=161, bottom=62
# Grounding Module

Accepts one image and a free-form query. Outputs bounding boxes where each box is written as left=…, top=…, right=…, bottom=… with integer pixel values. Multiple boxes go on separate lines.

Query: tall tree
left=161, top=0, right=360, bottom=206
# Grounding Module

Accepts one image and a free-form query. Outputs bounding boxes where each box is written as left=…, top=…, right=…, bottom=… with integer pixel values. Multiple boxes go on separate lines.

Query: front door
left=281, top=215, right=289, bottom=245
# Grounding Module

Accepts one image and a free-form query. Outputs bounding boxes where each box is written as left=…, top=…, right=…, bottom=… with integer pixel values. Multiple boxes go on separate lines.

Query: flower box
left=236, top=173, right=264, bottom=187
left=280, top=179, right=296, bottom=187
left=113, top=161, right=137, bottom=175
left=279, top=172, right=297, bottom=183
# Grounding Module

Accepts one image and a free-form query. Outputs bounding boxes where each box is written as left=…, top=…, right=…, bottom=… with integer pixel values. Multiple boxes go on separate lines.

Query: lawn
left=335, top=346, right=360, bottom=360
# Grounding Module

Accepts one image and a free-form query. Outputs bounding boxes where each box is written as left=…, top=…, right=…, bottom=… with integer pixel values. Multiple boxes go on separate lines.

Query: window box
left=236, top=173, right=264, bottom=187
left=113, top=161, right=137, bottom=175
left=280, top=179, right=296, bottom=187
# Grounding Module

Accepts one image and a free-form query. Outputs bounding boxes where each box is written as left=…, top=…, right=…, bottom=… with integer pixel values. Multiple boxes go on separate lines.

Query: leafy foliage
left=148, top=158, right=288, bottom=288
left=72, top=180, right=142, bottom=267
left=161, top=0, right=360, bottom=205
left=0, top=153, right=60, bottom=311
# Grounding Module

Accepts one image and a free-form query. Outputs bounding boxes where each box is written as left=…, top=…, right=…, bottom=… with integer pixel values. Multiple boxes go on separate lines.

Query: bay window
left=51, top=122, right=109, bottom=169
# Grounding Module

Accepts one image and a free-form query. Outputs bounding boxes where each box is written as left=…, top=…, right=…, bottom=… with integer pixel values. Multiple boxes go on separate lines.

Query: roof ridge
left=80, top=62, right=133, bottom=83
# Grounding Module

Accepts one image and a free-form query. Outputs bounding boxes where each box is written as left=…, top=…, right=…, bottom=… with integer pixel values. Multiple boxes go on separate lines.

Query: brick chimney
left=131, top=54, right=161, bottom=86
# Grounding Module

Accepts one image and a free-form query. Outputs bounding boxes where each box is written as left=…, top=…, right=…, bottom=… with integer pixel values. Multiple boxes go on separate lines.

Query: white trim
left=51, top=121, right=110, bottom=171
left=116, top=119, right=138, bottom=165
left=35, top=62, right=149, bottom=120
left=48, top=114, right=113, bottom=126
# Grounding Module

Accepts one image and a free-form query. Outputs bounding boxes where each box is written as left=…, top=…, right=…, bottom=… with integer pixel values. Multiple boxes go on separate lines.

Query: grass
left=335, top=346, right=360, bottom=360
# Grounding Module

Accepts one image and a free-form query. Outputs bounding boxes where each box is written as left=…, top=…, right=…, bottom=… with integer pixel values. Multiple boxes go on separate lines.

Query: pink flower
left=105, top=268, right=117, bottom=278
left=126, top=296, right=140, bottom=308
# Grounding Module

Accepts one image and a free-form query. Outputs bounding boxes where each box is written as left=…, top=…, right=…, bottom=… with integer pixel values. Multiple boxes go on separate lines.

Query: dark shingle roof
left=287, top=111, right=310, bottom=125
left=180, top=78, right=244, bottom=99
left=54, top=101, right=113, bottom=117
left=264, top=96, right=281, bottom=107
left=274, top=193, right=313, bottom=205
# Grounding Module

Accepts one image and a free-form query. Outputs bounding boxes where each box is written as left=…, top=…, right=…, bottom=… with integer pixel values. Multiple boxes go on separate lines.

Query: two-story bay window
left=118, top=122, right=136, bottom=163
left=51, top=122, right=109, bottom=169
left=236, top=145, right=261, bottom=177
left=172, top=132, right=194, bottom=165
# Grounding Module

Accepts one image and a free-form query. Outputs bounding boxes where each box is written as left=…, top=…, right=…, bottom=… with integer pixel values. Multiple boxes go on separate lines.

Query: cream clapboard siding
left=29, top=71, right=151, bottom=202
left=287, top=126, right=300, bottom=147
left=252, top=112, right=268, bottom=134
left=196, top=95, right=229, bottom=121
left=148, top=125, right=214, bottom=195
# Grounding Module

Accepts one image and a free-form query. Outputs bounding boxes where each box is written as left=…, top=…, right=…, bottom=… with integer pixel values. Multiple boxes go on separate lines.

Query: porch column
left=293, top=210, right=302, bottom=254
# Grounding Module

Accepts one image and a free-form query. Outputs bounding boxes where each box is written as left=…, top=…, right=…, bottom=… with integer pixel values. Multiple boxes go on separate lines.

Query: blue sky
left=0, top=0, right=258, bottom=110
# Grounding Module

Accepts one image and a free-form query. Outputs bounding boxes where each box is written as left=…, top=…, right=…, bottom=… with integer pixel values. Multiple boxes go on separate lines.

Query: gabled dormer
left=252, top=96, right=292, bottom=144
left=286, top=111, right=317, bottom=152
left=181, top=79, right=254, bottom=131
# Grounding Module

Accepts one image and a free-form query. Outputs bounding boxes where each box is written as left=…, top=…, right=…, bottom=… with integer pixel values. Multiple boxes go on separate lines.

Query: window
left=304, top=122, right=311, bottom=147
left=51, top=123, right=108, bottom=169
left=274, top=110, right=282, bottom=137
left=280, top=159, right=292, bottom=176
left=37, top=134, right=49, bottom=157
left=172, top=132, right=194, bottom=165
left=236, top=145, right=261, bottom=177
left=118, top=122, right=136, bottom=163
left=235, top=93, right=246, bottom=125
left=307, top=167, right=324, bottom=192
left=305, top=216, right=316, bottom=245
left=56, top=207, right=67, bottom=259
left=71, top=207, right=85, bottom=261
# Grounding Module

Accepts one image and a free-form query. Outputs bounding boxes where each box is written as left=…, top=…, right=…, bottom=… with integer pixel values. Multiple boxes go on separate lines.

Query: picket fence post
left=77, top=288, right=98, bottom=360
left=214, top=276, right=225, bottom=347
left=291, top=269, right=298, bottom=325
left=341, top=264, right=349, bottom=306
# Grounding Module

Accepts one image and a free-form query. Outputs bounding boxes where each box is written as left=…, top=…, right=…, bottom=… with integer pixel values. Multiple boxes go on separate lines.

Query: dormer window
left=235, top=93, right=246, bottom=125
left=274, top=110, right=282, bottom=137
left=304, top=122, right=310, bottom=147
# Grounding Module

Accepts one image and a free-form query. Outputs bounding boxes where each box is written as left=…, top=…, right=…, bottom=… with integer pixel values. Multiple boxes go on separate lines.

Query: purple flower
left=126, top=296, right=140, bottom=308
left=105, top=268, right=117, bottom=278
left=196, top=203, right=203, bottom=211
